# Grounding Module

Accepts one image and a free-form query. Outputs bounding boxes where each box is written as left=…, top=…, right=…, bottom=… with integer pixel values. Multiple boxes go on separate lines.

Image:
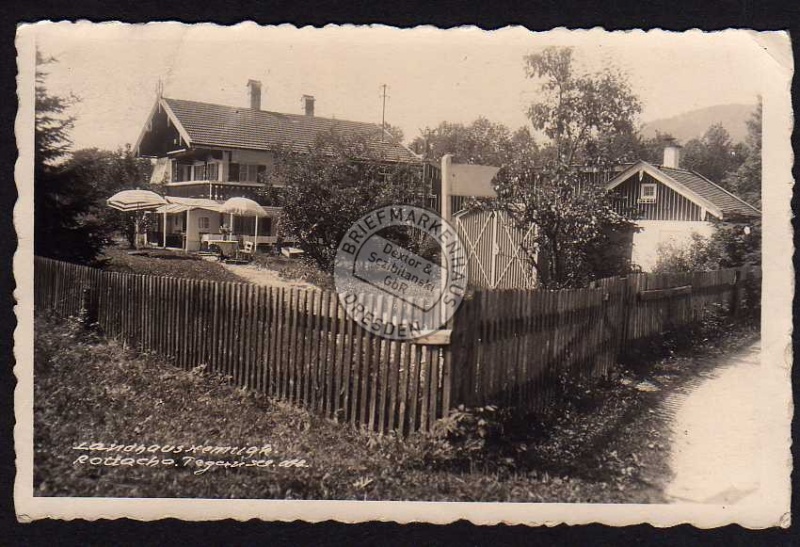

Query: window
left=224, top=162, right=268, bottom=183
left=228, top=162, right=240, bottom=181
left=237, top=163, right=262, bottom=182
left=639, top=183, right=657, bottom=203
left=170, top=161, right=192, bottom=182
left=198, top=216, right=210, bottom=230
left=207, top=162, right=219, bottom=181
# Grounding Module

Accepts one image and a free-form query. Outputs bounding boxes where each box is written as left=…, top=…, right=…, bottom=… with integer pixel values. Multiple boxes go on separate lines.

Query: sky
left=26, top=24, right=772, bottom=152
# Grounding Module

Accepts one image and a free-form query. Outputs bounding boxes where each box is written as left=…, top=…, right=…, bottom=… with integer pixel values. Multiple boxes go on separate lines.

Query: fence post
left=733, top=266, right=749, bottom=318
left=79, top=287, right=98, bottom=328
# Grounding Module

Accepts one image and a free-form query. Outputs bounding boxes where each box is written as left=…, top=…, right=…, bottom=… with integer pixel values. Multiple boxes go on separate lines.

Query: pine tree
left=34, top=50, right=111, bottom=263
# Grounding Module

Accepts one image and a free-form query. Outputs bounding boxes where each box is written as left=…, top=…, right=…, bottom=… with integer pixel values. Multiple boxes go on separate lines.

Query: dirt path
left=664, top=340, right=761, bottom=504
left=219, top=262, right=319, bottom=291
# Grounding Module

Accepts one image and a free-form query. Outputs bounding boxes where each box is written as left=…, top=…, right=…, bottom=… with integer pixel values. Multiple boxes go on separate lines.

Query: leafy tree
left=681, top=124, right=745, bottom=183
left=35, top=51, right=112, bottom=263
left=382, top=123, right=405, bottom=144
left=495, top=166, right=638, bottom=288
left=268, top=130, right=431, bottom=272
left=638, top=131, right=680, bottom=165
left=523, top=47, right=642, bottom=167
left=64, top=145, right=155, bottom=247
left=722, top=101, right=762, bottom=207
left=410, top=118, right=537, bottom=166
left=653, top=221, right=761, bottom=273
left=481, top=47, right=642, bottom=288
left=68, top=145, right=153, bottom=198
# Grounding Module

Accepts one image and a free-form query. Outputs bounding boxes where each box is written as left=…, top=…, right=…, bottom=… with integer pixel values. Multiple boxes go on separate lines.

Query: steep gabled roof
left=159, top=97, right=421, bottom=163
left=607, top=161, right=760, bottom=220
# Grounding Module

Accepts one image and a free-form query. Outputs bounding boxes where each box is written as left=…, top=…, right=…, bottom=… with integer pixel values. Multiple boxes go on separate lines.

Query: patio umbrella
left=221, top=197, right=267, bottom=243
left=107, top=189, right=168, bottom=212
left=107, top=189, right=168, bottom=249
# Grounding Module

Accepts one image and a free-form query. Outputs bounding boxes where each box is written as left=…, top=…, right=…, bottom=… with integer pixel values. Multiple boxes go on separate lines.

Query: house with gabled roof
left=606, top=144, right=761, bottom=271
left=134, top=80, right=423, bottom=252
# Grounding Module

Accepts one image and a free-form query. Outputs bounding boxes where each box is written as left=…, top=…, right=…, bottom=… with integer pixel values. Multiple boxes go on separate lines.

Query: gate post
left=490, top=211, right=499, bottom=288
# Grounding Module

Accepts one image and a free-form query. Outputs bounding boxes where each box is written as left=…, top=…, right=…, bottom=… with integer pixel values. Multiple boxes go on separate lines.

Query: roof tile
left=659, top=166, right=760, bottom=219
left=163, top=98, right=420, bottom=163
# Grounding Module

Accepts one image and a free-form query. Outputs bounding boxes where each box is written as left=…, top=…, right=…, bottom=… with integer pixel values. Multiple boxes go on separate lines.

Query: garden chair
left=223, top=240, right=254, bottom=264
left=239, top=241, right=256, bottom=262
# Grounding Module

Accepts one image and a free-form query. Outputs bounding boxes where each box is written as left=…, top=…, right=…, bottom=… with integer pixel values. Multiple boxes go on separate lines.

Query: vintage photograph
left=14, top=23, right=791, bottom=526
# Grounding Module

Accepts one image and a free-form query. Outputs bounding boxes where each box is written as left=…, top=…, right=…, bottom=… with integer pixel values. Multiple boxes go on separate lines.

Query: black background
left=1, top=1, right=798, bottom=544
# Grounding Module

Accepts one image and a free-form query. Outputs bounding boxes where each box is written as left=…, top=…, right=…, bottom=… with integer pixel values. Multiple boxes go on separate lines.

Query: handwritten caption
left=71, top=441, right=309, bottom=475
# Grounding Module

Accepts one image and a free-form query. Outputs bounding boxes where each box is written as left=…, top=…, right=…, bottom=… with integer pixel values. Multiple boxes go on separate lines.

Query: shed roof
left=160, top=97, right=421, bottom=163
left=607, top=161, right=760, bottom=220
left=657, top=166, right=761, bottom=219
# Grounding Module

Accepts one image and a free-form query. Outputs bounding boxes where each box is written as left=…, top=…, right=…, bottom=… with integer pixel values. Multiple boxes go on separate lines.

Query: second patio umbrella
left=220, top=197, right=267, bottom=242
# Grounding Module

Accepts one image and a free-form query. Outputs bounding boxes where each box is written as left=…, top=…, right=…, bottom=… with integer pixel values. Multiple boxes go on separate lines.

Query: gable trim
left=134, top=98, right=195, bottom=157
left=134, top=99, right=161, bottom=157
left=159, top=98, right=194, bottom=149
left=606, top=161, right=723, bottom=220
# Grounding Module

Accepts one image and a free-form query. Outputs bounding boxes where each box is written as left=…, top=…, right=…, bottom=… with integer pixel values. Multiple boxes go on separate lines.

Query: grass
left=100, top=245, right=248, bottom=284
left=33, top=310, right=759, bottom=502
left=253, top=254, right=335, bottom=290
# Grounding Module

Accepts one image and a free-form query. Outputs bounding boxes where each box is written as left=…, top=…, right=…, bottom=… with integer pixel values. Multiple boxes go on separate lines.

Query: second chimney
left=247, top=79, right=262, bottom=110
left=662, top=143, right=682, bottom=169
left=302, top=95, right=315, bottom=117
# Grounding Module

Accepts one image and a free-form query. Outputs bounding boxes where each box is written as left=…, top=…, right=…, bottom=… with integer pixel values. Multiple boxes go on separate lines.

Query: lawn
left=99, top=245, right=335, bottom=290
left=252, top=254, right=335, bottom=290
left=100, top=245, right=248, bottom=284
left=32, top=312, right=757, bottom=503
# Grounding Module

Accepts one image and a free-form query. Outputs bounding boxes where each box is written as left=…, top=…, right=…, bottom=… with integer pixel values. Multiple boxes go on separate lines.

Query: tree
left=723, top=101, right=762, bottom=207
left=681, top=124, right=745, bottom=183
left=68, top=145, right=153, bottom=198
left=382, top=123, right=405, bottom=144
left=64, top=145, right=154, bottom=247
left=410, top=118, right=536, bottom=166
left=653, top=221, right=761, bottom=273
left=638, top=131, right=679, bottom=165
left=268, top=130, right=431, bottom=272
left=35, top=51, right=112, bottom=263
left=495, top=166, right=638, bottom=288
left=523, top=47, right=642, bottom=167
left=485, top=47, right=641, bottom=288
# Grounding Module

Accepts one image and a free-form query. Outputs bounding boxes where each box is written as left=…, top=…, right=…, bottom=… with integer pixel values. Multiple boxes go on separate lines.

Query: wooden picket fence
left=34, top=257, right=450, bottom=435
left=33, top=256, right=759, bottom=433
left=449, top=267, right=759, bottom=411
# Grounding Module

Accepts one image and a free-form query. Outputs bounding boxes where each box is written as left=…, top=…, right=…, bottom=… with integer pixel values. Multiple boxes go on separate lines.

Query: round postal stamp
left=333, top=205, right=468, bottom=340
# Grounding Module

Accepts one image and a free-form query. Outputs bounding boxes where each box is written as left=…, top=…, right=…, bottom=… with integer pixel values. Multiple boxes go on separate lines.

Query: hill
left=641, top=104, right=756, bottom=144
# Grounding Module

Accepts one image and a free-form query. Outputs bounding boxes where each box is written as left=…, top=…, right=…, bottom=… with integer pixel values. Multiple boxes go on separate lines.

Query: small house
left=606, top=145, right=761, bottom=271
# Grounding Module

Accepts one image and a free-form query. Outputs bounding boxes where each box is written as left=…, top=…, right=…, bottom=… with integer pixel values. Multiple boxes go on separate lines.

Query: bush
left=427, top=404, right=515, bottom=469
left=653, top=222, right=760, bottom=273
left=277, top=258, right=335, bottom=290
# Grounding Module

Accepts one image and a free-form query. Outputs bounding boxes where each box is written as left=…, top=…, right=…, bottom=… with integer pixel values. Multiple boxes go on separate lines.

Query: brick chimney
left=247, top=79, right=262, bottom=110
left=302, top=95, right=315, bottom=116
left=662, top=142, right=682, bottom=169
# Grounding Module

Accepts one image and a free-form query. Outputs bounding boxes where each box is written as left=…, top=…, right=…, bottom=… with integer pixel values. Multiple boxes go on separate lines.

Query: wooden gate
left=453, top=209, right=537, bottom=289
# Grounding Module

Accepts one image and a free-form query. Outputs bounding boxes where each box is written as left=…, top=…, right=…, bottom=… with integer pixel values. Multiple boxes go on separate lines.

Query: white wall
left=632, top=220, right=716, bottom=272
left=185, top=209, right=223, bottom=251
